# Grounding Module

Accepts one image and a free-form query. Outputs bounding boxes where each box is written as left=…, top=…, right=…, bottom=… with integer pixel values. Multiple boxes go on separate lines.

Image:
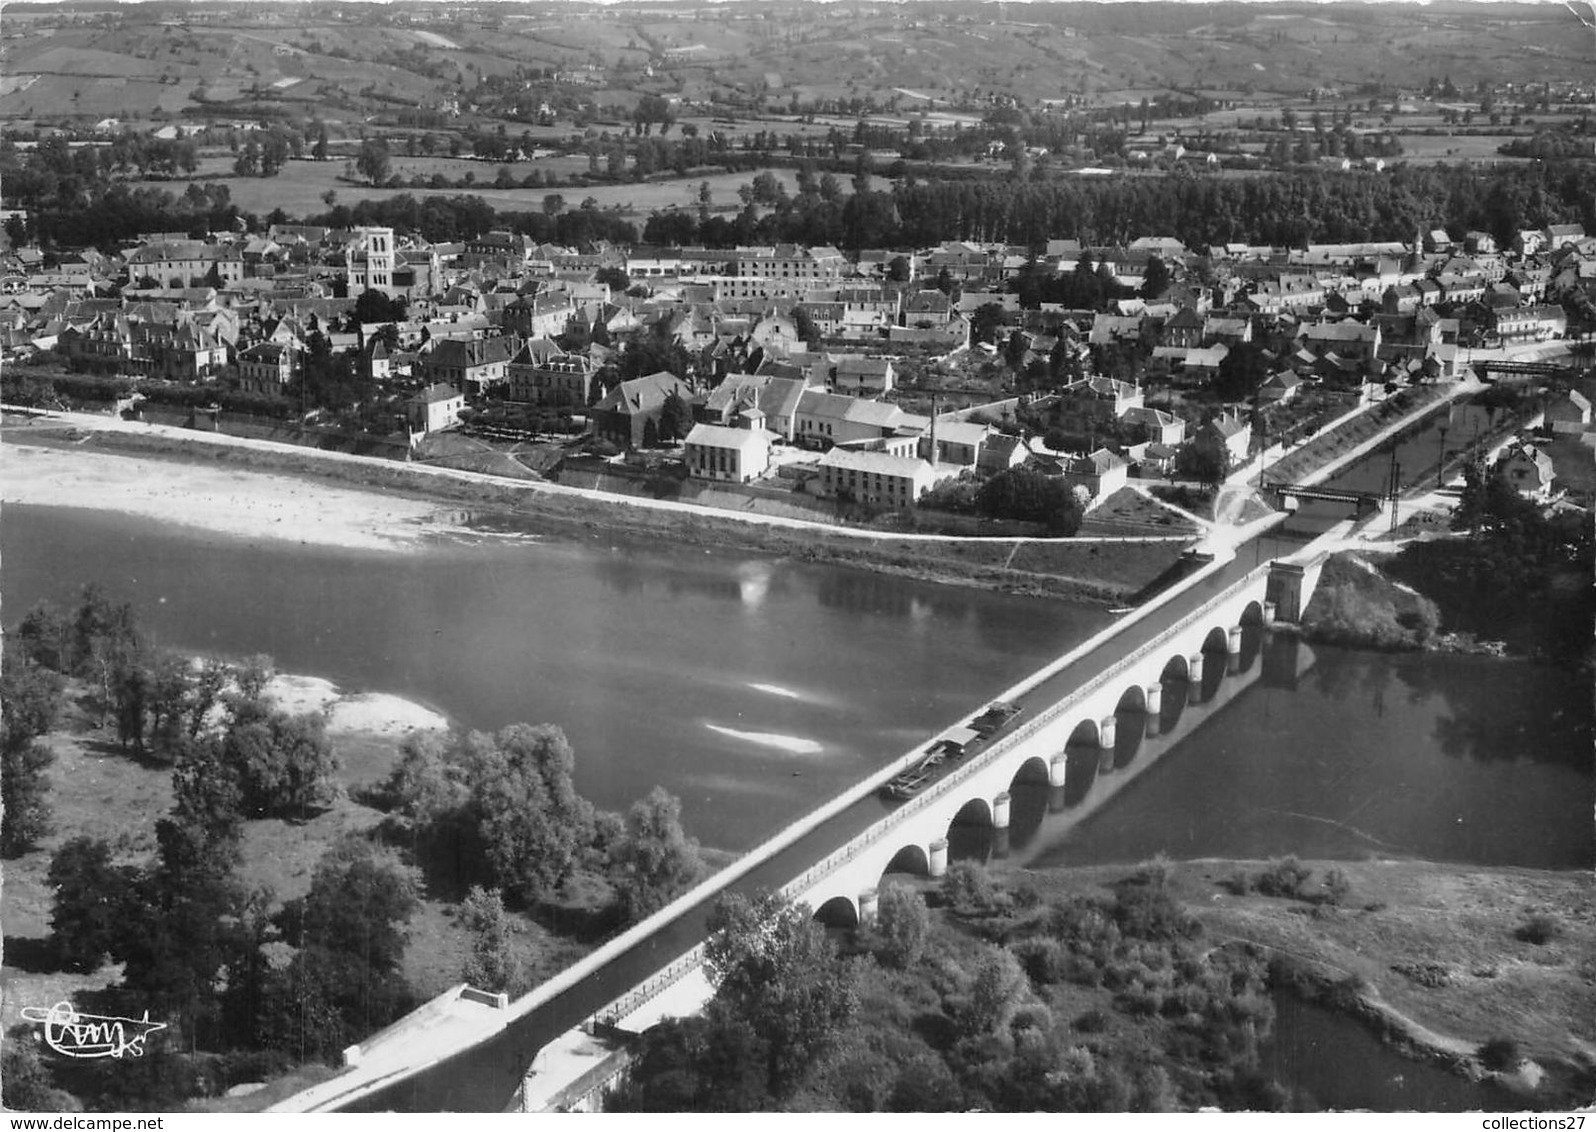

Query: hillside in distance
left=1, top=0, right=1590, bottom=125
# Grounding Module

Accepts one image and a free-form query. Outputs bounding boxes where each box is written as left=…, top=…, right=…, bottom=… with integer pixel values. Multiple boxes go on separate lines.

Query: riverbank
left=1, top=418, right=1185, bottom=604
left=1020, top=858, right=1595, bottom=1110
left=0, top=666, right=455, bottom=1040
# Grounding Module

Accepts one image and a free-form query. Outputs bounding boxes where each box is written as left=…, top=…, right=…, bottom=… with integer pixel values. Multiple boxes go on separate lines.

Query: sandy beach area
left=2, top=442, right=466, bottom=552
left=266, top=672, right=450, bottom=737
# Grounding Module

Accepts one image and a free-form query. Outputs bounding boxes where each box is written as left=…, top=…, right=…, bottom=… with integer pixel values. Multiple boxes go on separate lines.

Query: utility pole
left=1436, top=423, right=1448, bottom=489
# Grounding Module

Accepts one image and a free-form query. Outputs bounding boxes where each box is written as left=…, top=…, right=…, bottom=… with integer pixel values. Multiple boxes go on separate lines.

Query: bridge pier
left=1226, top=626, right=1243, bottom=654
left=1262, top=600, right=1277, bottom=627
left=992, top=826, right=1010, bottom=860
left=1187, top=652, right=1205, bottom=686
left=1098, top=745, right=1115, bottom=775
left=1049, top=755, right=1069, bottom=788
left=858, top=888, right=878, bottom=927
left=928, top=838, right=948, bottom=878
left=1048, top=756, right=1070, bottom=812
left=992, top=791, right=1011, bottom=830
left=1143, top=684, right=1164, bottom=736
left=1098, top=715, right=1118, bottom=750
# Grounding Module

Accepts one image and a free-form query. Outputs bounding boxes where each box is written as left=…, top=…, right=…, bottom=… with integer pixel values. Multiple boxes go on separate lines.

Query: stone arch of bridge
left=813, top=894, right=859, bottom=928
left=1201, top=625, right=1232, bottom=655
left=1065, top=716, right=1100, bottom=749
left=1240, top=599, right=1266, bottom=626
left=883, top=842, right=931, bottom=880
left=1010, top=755, right=1050, bottom=790
left=1160, top=653, right=1190, bottom=683
left=1115, top=683, right=1148, bottom=714
left=951, top=796, right=993, bottom=828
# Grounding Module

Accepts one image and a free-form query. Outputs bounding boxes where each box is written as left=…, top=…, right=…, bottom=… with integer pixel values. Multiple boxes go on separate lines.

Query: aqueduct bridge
left=279, top=517, right=1317, bottom=1113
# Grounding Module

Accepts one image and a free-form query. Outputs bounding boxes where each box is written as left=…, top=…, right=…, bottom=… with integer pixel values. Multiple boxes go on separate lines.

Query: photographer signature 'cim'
left=19, top=1002, right=168, bottom=1060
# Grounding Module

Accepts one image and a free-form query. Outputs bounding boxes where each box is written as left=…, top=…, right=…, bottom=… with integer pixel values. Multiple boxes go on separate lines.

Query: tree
left=1213, top=340, right=1270, bottom=404
left=704, top=890, right=858, bottom=1099
left=2, top=1040, right=81, bottom=1112
left=464, top=724, right=595, bottom=906
left=873, top=883, right=929, bottom=969
left=1, top=656, right=61, bottom=856
left=459, top=885, right=527, bottom=996
left=225, top=708, right=340, bottom=819
left=1140, top=255, right=1171, bottom=300
left=48, top=836, right=139, bottom=972
left=2, top=730, right=54, bottom=856
left=595, top=265, right=631, bottom=294
left=1176, top=437, right=1231, bottom=489
left=313, top=121, right=329, bottom=161
left=607, top=786, right=702, bottom=923
left=266, top=837, right=418, bottom=1062
left=355, top=138, right=391, bottom=186
left=962, top=945, right=1028, bottom=1035
left=790, top=305, right=821, bottom=346
left=971, top=302, right=1007, bottom=346
left=353, top=288, right=406, bottom=326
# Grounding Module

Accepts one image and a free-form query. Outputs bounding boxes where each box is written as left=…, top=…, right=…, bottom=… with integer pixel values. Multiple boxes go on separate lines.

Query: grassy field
left=129, top=160, right=821, bottom=221
left=0, top=673, right=609, bottom=1044
left=1394, top=132, right=1529, bottom=164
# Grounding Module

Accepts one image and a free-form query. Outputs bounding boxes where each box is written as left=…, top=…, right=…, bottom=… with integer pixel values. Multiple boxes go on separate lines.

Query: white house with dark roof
left=683, top=422, right=776, bottom=483
left=1201, top=412, right=1253, bottom=463
left=818, top=447, right=943, bottom=508
left=407, top=383, right=465, bottom=434
left=1063, top=447, right=1129, bottom=502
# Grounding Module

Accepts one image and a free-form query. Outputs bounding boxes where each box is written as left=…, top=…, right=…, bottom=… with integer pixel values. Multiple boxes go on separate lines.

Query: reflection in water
left=1006, top=638, right=1593, bottom=871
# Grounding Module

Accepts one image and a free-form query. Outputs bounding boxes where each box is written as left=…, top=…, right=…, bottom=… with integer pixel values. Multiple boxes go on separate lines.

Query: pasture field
left=129, top=161, right=823, bottom=221
left=1393, top=132, right=1529, bottom=164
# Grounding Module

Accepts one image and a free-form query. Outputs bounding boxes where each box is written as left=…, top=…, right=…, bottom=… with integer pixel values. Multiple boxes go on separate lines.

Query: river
left=0, top=503, right=1110, bottom=852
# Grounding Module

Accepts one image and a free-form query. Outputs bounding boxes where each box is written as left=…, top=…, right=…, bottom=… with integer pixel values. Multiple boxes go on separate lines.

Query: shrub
left=1514, top=913, right=1562, bottom=945
left=1220, top=869, right=1252, bottom=896
left=940, top=861, right=1003, bottom=917
left=1072, top=1008, right=1110, bottom=1034
left=1255, top=856, right=1313, bottom=899
left=1319, top=868, right=1352, bottom=906
left=1391, top=961, right=1452, bottom=988
left=1011, top=936, right=1068, bottom=985
left=1134, top=852, right=1173, bottom=890
left=1478, top=1036, right=1521, bottom=1072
